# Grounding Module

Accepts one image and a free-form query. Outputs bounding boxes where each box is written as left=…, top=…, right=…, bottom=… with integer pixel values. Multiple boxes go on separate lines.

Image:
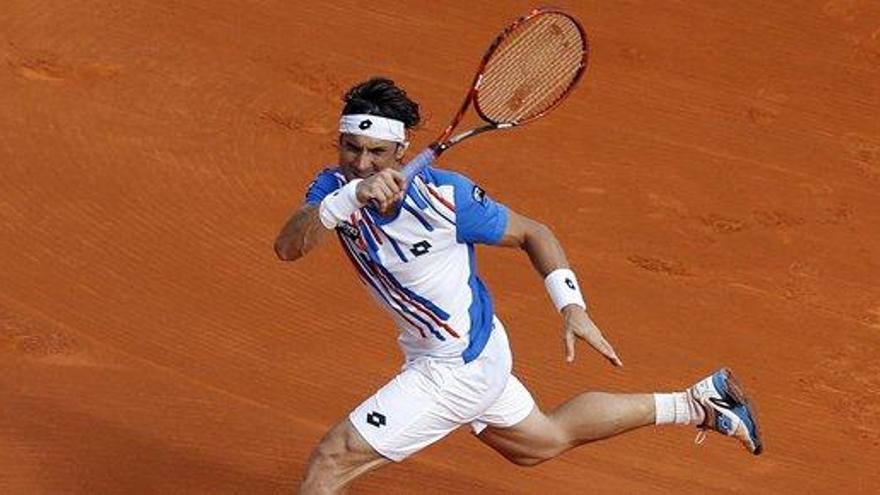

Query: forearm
left=521, top=221, right=571, bottom=277
left=498, top=211, right=585, bottom=309
left=521, top=221, right=587, bottom=314
left=274, top=205, right=332, bottom=261
left=500, top=211, right=618, bottom=365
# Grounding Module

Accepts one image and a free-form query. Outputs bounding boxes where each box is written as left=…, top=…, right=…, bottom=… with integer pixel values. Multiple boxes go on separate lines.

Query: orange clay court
left=1, top=1, right=878, bottom=493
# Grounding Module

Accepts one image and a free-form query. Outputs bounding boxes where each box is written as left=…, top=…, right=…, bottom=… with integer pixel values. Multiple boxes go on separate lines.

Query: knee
left=307, top=439, right=345, bottom=473
left=301, top=431, right=350, bottom=491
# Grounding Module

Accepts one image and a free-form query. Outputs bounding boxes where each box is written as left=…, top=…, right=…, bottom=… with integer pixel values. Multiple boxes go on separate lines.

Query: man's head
left=337, top=77, right=420, bottom=181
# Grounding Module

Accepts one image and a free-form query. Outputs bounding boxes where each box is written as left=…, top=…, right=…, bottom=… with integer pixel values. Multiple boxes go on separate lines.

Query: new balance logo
left=709, top=397, right=735, bottom=410
left=410, top=240, right=432, bottom=257
left=366, top=411, right=386, bottom=428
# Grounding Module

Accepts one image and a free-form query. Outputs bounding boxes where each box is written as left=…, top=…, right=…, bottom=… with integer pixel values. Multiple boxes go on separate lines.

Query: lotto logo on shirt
left=472, top=185, right=487, bottom=204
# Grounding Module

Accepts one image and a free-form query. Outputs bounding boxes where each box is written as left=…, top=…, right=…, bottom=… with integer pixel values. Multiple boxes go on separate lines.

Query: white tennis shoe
left=689, top=367, right=763, bottom=455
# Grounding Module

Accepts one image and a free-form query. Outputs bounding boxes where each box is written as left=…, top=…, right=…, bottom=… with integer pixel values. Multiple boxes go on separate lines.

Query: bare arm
left=497, top=209, right=622, bottom=366
left=497, top=210, right=571, bottom=276
left=274, top=205, right=333, bottom=262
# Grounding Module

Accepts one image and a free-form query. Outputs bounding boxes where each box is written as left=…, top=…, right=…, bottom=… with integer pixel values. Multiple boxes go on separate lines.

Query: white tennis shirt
left=305, top=166, right=509, bottom=363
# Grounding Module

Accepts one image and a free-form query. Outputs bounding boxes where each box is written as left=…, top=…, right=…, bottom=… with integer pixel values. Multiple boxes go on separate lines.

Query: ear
left=395, top=141, right=410, bottom=160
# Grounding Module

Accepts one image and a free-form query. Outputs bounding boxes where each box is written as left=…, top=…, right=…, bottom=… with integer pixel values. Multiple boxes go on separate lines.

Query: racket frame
left=432, top=7, right=589, bottom=155
left=399, top=8, right=589, bottom=184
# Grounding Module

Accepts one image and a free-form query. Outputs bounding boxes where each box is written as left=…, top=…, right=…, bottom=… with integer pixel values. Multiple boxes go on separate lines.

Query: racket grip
left=402, top=147, right=438, bottom=182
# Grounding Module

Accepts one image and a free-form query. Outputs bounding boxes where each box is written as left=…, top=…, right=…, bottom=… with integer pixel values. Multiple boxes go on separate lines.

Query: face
left=338, top=133, right=406, bottom=181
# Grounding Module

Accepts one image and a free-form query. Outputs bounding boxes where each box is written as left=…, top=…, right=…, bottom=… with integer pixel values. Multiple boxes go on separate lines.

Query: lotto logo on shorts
left=366, top=411, right=387, bottom=428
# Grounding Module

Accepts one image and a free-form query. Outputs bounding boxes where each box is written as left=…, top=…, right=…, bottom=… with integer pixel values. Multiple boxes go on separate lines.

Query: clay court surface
left=2, top=0, right=879, bottom=493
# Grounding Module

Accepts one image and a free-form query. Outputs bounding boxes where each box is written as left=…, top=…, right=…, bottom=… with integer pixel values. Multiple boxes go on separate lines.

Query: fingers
left=373, top=180, right=396, bottom=208
left=564, top=315, right=625, bottom=367
left=584, top=325, right=623, bottom=367
left=359, top=170, right=406, bottom=210
left=564, top=329, right=576, bottom=363
left=379, top=193, right=403, bottom=214
left=593, top=334, right=623, bottom=367
left=376, top=169, right=405, bottom=194
left=387, top=168, right=406, bottom=190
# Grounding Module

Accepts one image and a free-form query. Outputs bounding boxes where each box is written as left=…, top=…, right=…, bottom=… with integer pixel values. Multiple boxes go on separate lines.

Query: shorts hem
left=471, top=401, right=536, bottom=436
left=347, top=414, right=408, bottom=463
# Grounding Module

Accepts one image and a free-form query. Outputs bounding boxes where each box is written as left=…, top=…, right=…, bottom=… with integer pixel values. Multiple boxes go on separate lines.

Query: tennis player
left=275, top=77, right=762, bottom=494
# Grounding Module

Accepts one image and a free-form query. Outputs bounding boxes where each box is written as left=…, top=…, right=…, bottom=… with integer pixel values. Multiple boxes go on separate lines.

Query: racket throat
left=432, top=142, right=450, bottom=155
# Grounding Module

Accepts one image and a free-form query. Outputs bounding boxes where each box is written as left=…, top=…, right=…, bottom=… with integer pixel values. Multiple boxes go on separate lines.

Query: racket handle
left=402, top=147, right=438, bottom=182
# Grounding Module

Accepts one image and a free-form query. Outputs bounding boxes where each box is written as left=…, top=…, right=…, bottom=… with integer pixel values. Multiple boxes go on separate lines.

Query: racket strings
left=477, top=13, right=585, bottom=123
left=482, top=19, right=582, bottom=120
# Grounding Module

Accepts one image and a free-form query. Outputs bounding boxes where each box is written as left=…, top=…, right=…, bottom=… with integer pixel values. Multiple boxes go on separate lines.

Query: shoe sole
left=719, top=367, right=764, bottom=455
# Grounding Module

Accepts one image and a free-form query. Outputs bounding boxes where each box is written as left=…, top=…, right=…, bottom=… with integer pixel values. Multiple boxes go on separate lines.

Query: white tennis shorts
left=349, top=317, right=536, bottom=462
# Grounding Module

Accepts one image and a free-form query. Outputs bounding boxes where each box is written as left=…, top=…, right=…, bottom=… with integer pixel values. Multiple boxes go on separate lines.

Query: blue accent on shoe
left=717, top=415, right=734, bottom=433
left=713, top=369, right=763, bottom=454
left=712, top=370, right=730, bottom=397
left=732, top=405, right=761, bottom=450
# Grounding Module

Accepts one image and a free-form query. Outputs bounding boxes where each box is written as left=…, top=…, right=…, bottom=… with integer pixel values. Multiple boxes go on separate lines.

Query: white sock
left=653, top=392, right=705, bottom=426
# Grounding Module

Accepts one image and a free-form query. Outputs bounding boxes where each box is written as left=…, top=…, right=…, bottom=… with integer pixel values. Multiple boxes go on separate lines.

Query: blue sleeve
left=304, top=168, right=343, bottom=206
left=433, top=170, right=508, bottom=245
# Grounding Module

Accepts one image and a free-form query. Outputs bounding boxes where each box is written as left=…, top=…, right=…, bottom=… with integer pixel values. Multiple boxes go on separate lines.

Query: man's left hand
left=561, top=305, right=623, bottom=367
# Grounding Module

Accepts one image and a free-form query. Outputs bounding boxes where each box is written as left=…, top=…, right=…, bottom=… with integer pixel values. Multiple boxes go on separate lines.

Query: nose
left=354, top=151, right=372, bottom=173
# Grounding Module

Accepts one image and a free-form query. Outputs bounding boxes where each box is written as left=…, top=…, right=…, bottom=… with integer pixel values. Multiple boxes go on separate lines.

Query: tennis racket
left=401, top=7, right=590, bottom=182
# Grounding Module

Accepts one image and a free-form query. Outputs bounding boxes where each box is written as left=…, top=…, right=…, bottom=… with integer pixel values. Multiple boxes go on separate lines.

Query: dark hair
left=341, top=77, right=420, bottom=129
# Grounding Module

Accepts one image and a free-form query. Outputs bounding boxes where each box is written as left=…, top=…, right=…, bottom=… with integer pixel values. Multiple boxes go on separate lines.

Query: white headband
left=339, top=114, right=407, bottom=143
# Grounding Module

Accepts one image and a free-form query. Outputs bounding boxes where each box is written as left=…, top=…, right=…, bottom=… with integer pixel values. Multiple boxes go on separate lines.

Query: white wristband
left=544, top=269, right=586, bottom=312
left=318, top=179, right=363, bottom=229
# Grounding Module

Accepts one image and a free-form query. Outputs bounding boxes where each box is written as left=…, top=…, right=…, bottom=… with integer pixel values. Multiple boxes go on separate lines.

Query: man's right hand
left=355, top=169, right=407, bottom=214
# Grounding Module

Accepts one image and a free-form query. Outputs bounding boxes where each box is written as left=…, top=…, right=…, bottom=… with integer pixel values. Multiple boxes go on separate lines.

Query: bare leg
left=551, top=392, right=655, bottom=441
left=300, top=420, right=391, bottom=494
left=478, top=392, right=655, bottom=466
